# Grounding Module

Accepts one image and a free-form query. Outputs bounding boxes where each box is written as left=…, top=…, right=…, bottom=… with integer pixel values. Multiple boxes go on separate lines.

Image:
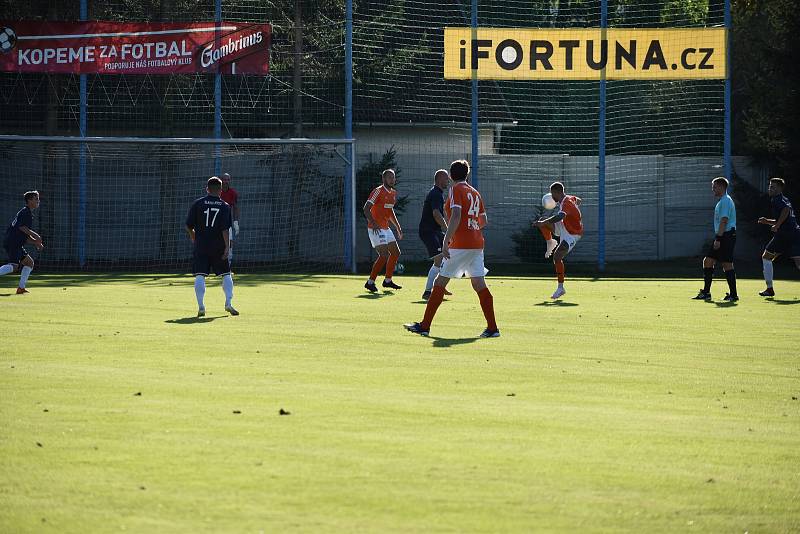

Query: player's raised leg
left=536, top=221, right=558, bottom=259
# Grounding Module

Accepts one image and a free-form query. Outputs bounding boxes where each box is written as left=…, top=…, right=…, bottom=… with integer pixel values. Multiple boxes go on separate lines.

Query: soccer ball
left=0, top=27, right=17, bottom=54
left=395, top=263, right=405, bottom=275
left=542, top=193, right=557, bottom=210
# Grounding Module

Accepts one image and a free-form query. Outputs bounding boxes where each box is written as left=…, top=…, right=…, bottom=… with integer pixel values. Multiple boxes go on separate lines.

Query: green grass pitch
left=1, top=273, right=798, bottom=532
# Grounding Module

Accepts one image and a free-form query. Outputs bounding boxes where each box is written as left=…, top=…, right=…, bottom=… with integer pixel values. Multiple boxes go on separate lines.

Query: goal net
left=0, top=137, right=355, bottom=273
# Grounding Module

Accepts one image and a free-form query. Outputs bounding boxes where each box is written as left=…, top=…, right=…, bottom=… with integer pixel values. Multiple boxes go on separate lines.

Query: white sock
left=19, top=266, right=32, bottom=288
left=763, top=258, right=774, bottom=288
left=425, top=265, right=440, bottom=291
left=222, top=274, right=234, bottom=306
left=194, top=275, right=206, bottom=309
left=0, top=264, right=13, bottom=276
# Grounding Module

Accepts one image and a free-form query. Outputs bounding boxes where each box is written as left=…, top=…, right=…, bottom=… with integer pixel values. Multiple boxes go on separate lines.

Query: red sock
left=369, top=256, right=387, bottom=280
left=477, top=287, right=497, bottom=331
left=421, top=286, right=445, bottom=330
left=538, top=225, right=553, bottom=241
left=555, top=259, right=565, bottom=284
left=385, top=254, right=399, bottom=278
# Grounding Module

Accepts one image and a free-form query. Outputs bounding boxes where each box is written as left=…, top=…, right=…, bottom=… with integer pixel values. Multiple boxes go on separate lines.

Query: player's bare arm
left=232, top=203, right=241, bottom=235
left=478, top=212, right=488, bottom=229
left=362, top=201, right=379, bottom=233
left=433, top=209, right=448, bottom=232
left=19, top=225, right=44, bottom=249
left=441, top=206, right=461, bottom=259
left=714, top=217, right=728, bottom=249
left=536, top=211, right=565, bottom=226
left=185, top=225, right=195, bottom=243
left=390, top=210, right=403, bottom=239
left=222, top=228, right=230, bottom=258
left=768, top=207, right=790, bottom=233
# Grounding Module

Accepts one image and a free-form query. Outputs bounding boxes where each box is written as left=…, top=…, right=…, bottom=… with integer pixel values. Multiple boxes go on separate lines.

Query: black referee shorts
left=707, top=230, right=736, bottom=263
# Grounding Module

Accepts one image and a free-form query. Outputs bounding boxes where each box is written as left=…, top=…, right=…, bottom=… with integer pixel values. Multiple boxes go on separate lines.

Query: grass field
left=1, top=272, right=799, bottom=532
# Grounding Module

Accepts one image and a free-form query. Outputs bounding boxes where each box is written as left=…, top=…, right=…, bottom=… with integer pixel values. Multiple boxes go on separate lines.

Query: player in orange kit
left=534, top=182, right=583, bottom=300
left=363, top=169, right=403, bottom=292
left=404, top=160, right=498, bottom=338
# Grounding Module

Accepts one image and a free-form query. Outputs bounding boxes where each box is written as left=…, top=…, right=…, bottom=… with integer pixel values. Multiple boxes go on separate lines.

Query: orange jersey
left=559, top=195, right=583, bottom=236
left=446, top=181, right=486, bottom=249
left=367, top=185, right=397, bottom=229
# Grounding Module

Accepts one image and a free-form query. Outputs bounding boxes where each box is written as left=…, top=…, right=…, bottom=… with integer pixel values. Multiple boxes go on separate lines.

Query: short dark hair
left=712, top=176, right=729, bottom=189
left=550, top=182, right=564, bottom=194
left=24, top=190, right=39, bottom=202
left=449, top=160, right=470, bottom=182
left=769, top=177, right=785, bottom=189
left=207, top=177, right=223, bottom=192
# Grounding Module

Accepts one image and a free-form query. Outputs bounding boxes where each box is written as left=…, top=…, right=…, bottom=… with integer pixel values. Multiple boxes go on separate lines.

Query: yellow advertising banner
left=444, top=27, right=727, bottom=80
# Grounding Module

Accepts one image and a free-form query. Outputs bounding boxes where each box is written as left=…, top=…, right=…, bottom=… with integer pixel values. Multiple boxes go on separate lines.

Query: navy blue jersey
left=419, top=185, right=445, bottom=233
left=186, top=195, right=232, bottom=255
left=771, top=194, right=800, bottom=234
left=3, top=206, right=33, bottom=250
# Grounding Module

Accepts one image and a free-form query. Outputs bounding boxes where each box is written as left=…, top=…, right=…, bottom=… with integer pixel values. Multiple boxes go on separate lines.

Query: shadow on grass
left=165, top=315, right=227, bottom=324
left=534, top=300, right=579, bottom=307
left=713, top=301, right=739, bottom=308
left=430, top=336, right=479, bottom=348
left=765, top=297, right=800, bottom=305
left=355, top=291, right=395, bottom=299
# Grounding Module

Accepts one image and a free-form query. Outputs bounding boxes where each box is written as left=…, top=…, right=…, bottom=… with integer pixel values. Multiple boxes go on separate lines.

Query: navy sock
left=725, top=269, right=737, bottom=297
left=703, top=267, right=714, bottom=293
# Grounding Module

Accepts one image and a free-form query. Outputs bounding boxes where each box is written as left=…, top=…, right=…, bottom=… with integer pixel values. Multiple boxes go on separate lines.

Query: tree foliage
left=731, top=0, right=800, bottom=198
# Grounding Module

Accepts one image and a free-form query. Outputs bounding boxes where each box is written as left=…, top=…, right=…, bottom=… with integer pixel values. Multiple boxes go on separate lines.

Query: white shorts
left=555, top=222, right=581, bottom=253
left=368, top=228, right=397, bottom=248
left=439, top=249, right=489, bottom=279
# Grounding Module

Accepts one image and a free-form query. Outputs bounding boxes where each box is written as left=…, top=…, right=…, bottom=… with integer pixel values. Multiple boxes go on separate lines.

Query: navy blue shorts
left=192, top=252, right=230, bottom=277
left=765, top=232, right=800, bottom=258
left=4, top=245, right=28, bottom=264
left=419, top=229, right=444, bottom=258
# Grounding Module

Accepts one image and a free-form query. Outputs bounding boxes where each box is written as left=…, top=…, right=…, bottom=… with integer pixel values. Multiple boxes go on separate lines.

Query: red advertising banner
left=0, top=21, right=270, bottom=74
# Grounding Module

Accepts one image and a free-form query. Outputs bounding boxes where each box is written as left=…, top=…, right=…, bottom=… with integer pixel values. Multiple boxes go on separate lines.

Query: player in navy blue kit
left=1, top=191, right=44, bottom=294
left=758, top=177, right=800, bottom=297
left=185, top=177, right=238, bottom=317
left=418, top=169, right=452, bottom=300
